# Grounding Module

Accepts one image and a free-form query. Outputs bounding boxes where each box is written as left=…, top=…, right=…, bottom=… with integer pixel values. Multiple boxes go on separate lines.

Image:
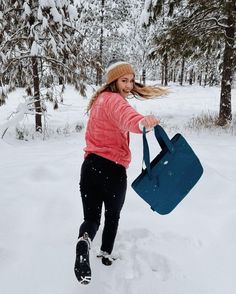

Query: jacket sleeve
left=105, top=93, right=144, bottom=133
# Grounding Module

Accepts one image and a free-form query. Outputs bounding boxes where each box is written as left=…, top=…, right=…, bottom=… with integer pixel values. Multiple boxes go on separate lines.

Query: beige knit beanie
left=105, top=61, right=135, bottom=85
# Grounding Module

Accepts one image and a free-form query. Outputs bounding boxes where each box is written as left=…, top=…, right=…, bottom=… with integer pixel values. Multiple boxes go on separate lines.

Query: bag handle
left=142, top=125, right=175, bottom=178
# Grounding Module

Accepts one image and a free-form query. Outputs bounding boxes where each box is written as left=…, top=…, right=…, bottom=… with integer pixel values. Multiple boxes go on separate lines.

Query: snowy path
left=0, top=85, right=236, bottom=293
left=0, top=131, right=236, bottom=294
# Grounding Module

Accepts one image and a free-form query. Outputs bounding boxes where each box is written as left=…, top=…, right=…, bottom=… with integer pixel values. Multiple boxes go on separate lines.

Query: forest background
left=0, top=0, right=235, bottom=135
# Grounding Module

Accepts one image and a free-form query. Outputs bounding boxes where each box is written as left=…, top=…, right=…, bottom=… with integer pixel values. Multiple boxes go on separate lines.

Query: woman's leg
left=79, top=156, right=103, bottom=240
left=101, top=163, right=127, bottom=254
left=79, top=154, right=127, bottom=253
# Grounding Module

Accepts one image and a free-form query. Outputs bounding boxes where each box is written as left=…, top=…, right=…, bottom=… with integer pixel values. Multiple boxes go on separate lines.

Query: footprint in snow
left=115, top=228, right=172, bottom=282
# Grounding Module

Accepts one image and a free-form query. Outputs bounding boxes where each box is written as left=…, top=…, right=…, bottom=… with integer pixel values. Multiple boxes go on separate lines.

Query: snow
left=42, top=16, right=48, bottom=30
left=49, top=37, right=58, bottom=56
left=68, top=4, right=78, bottom=22
left=23, top=2, right=31, bottom=17
left=30, top=41, right=40, bottom=56
left=37, top=7, right=43, bottom=20
left=39, top=0, right=56, bottom=8
left=0, top=84, right=236, bottom=294
left=50, top=7, right=62, bottom=24
left=139, top=0, right=152, bottom=26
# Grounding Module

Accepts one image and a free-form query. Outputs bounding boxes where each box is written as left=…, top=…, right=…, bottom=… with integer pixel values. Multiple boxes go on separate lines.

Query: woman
left=74, top=61, right=168, bottom=285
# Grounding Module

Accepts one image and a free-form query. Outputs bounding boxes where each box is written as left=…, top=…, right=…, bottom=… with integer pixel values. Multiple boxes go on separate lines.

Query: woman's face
left=116, top=74, right=134, bottom=98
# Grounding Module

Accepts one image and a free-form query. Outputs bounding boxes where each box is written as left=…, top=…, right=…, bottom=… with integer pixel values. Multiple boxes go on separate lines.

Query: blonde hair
left=132, top=82, right=168, bottom=99
left=87, top=81, right=168, bottom=112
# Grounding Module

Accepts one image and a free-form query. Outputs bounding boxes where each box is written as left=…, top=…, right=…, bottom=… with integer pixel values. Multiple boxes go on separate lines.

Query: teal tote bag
left=131, top=125, right=203, bottom=215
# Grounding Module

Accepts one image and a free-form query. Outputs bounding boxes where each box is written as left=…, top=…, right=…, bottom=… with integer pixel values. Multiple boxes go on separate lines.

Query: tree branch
left=205, top=17, right=229, bottom=29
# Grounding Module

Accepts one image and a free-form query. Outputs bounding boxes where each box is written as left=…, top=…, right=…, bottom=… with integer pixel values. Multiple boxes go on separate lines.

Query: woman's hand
left=139, top=115, right=160, bottom=129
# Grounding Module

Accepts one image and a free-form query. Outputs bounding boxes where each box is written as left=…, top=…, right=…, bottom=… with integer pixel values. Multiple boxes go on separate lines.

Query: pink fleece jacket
left=84, top=91, right=144, bottom=168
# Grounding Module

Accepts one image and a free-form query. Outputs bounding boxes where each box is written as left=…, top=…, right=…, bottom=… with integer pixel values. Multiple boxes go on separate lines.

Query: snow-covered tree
left=142, top=0, right=236, bottom=125
left=177, top=0, right=235, bottom=125
left=76, top=0, right=139, bottom=84
left=139, top=0, right=185, bottom=85
left=0, top=0, right=88, bottom=131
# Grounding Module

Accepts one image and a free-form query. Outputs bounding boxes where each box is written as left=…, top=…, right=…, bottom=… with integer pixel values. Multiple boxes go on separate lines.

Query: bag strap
left=154, top=125, right=175, bottom=153
left=142, top=128, right=151, bottom=176
left=142, top=125, right=175, bottom=177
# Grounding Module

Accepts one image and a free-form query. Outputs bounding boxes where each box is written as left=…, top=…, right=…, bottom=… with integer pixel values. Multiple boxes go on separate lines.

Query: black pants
left=79, top=154, right=127, bottom=254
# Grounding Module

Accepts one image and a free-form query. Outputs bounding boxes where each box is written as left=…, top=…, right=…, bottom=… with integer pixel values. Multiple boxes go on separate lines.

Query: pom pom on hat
left=105, top=61, right=135, bottom=85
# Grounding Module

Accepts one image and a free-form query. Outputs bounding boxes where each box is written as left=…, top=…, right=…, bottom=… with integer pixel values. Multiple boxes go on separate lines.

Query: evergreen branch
left=42, top=57, right=73, bottom=73
left=3, top=7, right=24, bottom=16
left=0, top=55, right=33, bottom=77
left=0, top=27, right=29, bottom=51
left=188, top=5, right=218, bottom=21
left=205, top=17, right=230, bottom=29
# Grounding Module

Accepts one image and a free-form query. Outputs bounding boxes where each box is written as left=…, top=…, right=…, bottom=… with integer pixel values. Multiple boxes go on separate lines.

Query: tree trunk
left=142, top=69, right=146, bottom=85
left=173, top=63, right=177, bottom=83
left=189, top=68, right=193, bottom=85
left=161, top=63, right=164, bottom=85
left=193, top=71, right=196, bottom=84
left=96, top=0, right=105, bottom=85
left=169, top=69, right=173, bottom=82
left=32, top=57, right=42, bottom=132
left=204, top=62, right=208, bottom=87
left=218, top=2, right=234, bottom=126
left=164, top=53, right=168, bottom=86
left=0, top=87, right=7, bottom=106
left=198, top=72, right=202, bottom=86
left=179, top=56, right=185, bottom=86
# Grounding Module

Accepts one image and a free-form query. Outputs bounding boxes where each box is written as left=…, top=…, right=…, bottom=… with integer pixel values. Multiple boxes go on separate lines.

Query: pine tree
left=217, top=0, right=235, bottom=125
left=76, top=0, right=138, bottom=84
left=140, top=0, right=184, bottom=85
left=0, top=0, right=87, bottom=132
left=142, top=0, right=236, bottom=125
left=179, top=0, right=235, bottom=125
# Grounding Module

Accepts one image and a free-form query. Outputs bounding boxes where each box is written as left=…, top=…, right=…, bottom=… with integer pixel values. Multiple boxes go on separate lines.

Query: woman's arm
left=106, top=93, right=160, bottom=133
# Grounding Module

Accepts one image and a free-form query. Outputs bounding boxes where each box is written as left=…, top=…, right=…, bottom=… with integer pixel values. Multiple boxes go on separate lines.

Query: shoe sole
left=102, top=256, right=112, bottom=266
left=74, top=240, right=91, bottom=285
left=97, top=254, right=115, bottom=266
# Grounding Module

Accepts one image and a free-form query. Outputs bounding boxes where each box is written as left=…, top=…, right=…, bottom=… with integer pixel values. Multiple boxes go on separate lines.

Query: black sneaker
left=97, top=250, right=113, bottom=266
left=74, top=233, right=91, bottom=285
left=102, top=256, right=113, bottom=266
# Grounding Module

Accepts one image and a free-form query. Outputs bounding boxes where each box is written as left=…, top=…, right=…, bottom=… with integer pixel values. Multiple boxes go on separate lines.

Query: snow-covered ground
left=0, top=84, right=235, bottom=294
